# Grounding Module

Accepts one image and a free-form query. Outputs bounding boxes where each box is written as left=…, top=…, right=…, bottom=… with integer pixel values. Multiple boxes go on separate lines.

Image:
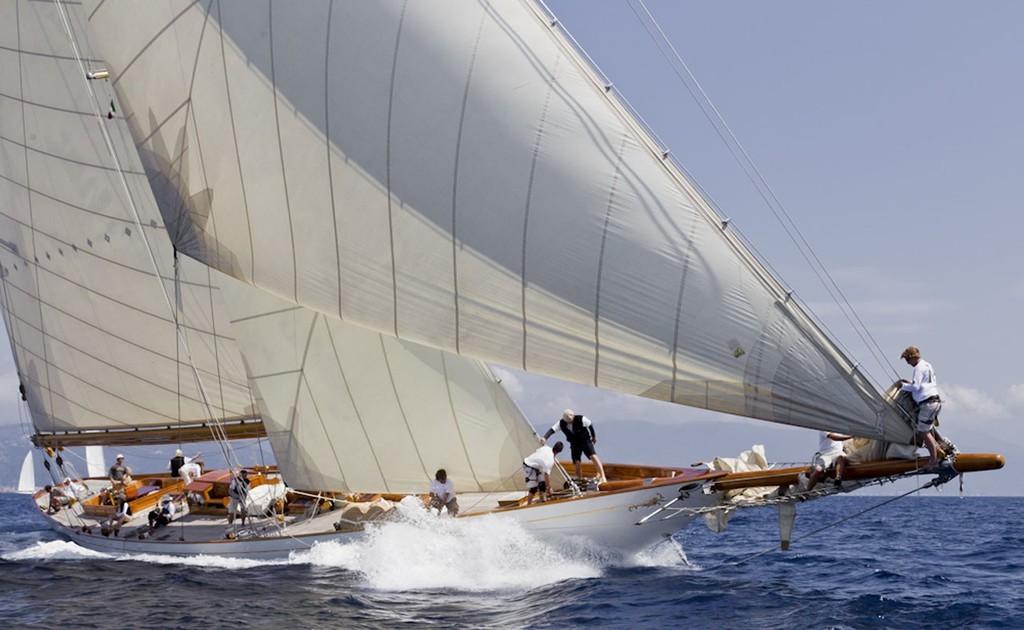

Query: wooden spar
left=31, top=418, right=266, bottom=448
left=712, top=453, right=1005, bottom=492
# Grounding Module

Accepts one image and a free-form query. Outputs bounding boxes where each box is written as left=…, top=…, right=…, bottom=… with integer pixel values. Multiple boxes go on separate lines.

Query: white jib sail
left=218, top=272, right=541, bottom=494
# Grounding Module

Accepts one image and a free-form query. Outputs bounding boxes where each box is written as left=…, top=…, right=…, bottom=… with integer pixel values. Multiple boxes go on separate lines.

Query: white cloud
left=941, top=384, right=1009, bottom=426
left=1007, top=384, right=1024, bottom=408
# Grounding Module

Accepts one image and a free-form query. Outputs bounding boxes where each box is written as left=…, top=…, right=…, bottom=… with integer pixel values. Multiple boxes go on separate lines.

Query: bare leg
left=919, top=431, right=940, bottom=465
left=805, top=466, right=824, bottom=492
left=591, top=455, right=607, bottom=483
left=574, top=461, right=583, bottom=479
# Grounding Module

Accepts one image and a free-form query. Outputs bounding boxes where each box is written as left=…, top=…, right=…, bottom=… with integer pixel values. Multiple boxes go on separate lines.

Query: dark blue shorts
left=570, top=441, right=596, bottom=462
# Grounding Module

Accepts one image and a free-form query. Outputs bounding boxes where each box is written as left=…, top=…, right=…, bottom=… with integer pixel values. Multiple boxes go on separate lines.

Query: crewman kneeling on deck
left=522, top=441, right=564, bottom=504
left=428, top=469, right=459, bottom=516
left=45, top=484, right=69, bottom=514
left=148, top=495, right=176, bottom=532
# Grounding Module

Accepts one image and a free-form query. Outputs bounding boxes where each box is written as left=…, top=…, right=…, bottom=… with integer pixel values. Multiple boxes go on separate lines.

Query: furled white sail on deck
left=0, top=0, right=254, bottom=436
left=82, top=1, right=911, bottom=442
left=220, top=273, right=539, bottom=493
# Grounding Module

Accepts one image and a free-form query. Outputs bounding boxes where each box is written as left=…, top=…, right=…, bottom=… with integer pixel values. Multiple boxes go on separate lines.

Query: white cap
left=563, top=409, right=574, bottom=421
left=63, top=477, right=71, bottom=484
left=116, top=453, right=124, bottom=459
left=175, top=449, right=182, bottom=457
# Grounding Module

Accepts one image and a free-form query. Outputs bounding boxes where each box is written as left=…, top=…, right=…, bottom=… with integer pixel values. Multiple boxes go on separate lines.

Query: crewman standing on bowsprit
left=543, top=409, right=607, bottom=484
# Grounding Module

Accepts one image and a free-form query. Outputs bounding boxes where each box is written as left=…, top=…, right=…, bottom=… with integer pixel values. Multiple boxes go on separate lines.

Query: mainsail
left=0, top=0, right=254, bottom=442
left=82, top=1, right=910, bottom=442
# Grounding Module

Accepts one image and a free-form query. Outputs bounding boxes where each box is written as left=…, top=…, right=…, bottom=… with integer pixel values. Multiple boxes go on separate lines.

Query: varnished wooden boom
left=31, top=418, right=266, bottom=448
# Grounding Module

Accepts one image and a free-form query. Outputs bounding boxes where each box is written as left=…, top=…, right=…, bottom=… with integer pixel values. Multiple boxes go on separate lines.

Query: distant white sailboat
left=17, top=451, right=35, bottom=494
left=85, top=446, right=106, bottom=480
left=0, top=0, right=1001, bottom=558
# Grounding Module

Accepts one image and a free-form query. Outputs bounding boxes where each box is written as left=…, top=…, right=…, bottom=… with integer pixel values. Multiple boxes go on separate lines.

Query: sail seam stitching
left=267, top=1, right=299, bottom=303
left=450, top=13, right=487, bottom=355
left=384, top=2, right=408, bottom=338
left=217, top=0, right=257, bottom=281
left=298, top=313, right=350, bottom=491
left=379, top=333, right=428, bottom=492
left=323, top=1, right=343, bottom=321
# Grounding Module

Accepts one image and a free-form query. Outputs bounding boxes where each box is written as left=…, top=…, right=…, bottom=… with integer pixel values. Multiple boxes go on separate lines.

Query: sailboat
left=1, top=1, right=1001, bottom=558
left=16, top=451, right=35, bottom=494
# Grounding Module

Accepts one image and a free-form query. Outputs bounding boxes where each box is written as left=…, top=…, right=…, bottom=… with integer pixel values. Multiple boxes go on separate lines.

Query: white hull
left=56, top=523, right=367, bottom=559
left=486, top=479, right=720, bottom=552
left=37, top=476, right=720, bottom=559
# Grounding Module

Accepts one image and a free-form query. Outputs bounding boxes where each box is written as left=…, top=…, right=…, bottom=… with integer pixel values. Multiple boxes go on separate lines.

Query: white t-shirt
left=901, top=359, right=940, bottom=403
left=429, top=478, right=455, bottom=502
left=523, top=446, right=556, bottom=474
left=180, top=462, right=201, bottom=481
left=818, top=431, right=844, bottom=458
left=62, top=481, right=85, bottom=499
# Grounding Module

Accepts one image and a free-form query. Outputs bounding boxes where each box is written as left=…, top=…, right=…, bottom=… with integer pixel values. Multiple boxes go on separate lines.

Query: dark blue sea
left=1, top=493, right=1021, bottom=629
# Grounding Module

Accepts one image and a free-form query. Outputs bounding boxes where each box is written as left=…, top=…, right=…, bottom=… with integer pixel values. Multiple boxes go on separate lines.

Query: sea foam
left=290, top=497, right=602, bottom=591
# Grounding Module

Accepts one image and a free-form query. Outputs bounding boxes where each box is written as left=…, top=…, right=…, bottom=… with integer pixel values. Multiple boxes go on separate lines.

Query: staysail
left=219, top=273, right=539, bottom=493
left=0, top=0, right=255, bottom=443
left=82, top=1, right=911, bottom=442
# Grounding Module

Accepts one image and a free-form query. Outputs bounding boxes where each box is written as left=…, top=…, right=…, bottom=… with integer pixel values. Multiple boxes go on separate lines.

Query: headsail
left=0, top=0, right=255, bottom=443
left=219, top=273, right=539, bottom=494
left=81, top=1, right=908, bottom=441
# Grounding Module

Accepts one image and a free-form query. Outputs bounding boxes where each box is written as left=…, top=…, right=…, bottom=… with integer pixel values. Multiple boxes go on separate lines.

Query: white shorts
left=916, top=400, right=942, bottom=433
left=228, top=497, right=246, bottom=513
left=813, top=452, right=843, bottom=471
left=523, top=464, right=545, bottom=491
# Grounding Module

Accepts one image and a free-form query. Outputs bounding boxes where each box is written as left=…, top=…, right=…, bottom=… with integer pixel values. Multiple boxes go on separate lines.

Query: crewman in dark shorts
left=542, top=409, right=607, bottom=484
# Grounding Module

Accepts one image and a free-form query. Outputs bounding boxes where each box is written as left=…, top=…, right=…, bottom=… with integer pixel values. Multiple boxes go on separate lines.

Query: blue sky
left=1, top=1, right=1019, bottom=494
